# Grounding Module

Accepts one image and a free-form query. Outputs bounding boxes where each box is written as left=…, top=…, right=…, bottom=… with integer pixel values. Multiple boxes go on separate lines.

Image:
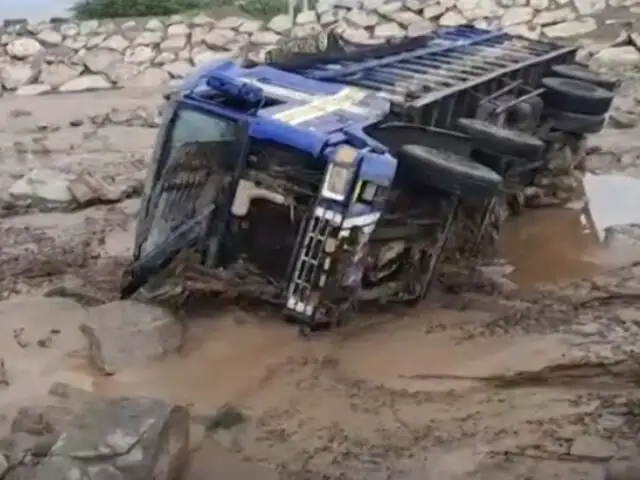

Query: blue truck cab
left=132, top=59, right=404, bottom=325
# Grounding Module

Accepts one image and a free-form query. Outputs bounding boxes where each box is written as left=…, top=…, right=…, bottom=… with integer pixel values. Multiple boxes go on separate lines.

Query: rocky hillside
left=0, top=0, right=639, bottom=95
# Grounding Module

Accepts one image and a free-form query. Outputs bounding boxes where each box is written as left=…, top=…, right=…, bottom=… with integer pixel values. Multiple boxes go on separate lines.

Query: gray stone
left=529, top=0, right=550, bottom=9
left=101, top=34, right=130, bottom=52
left=438, top=10, right=467, bottom=26
left=161, top=35, right=188, bottom=52
left=146, top=19, right=165, bottom=31
left=132, top=30, right=163, bottom=46
left=191, top=14, right=215, bottom=26
left=590, top=46, right=640, bottom=68
left=543, top=18, right=597, bottom=37
left=64, top=35, right=87, bottom=50
left=407, top=20, right=435, bottom=37
left=296, top=10, right=318, bottom=25
left=6, top=37, right=42, bottom=59
left=1, top=64, right=38, bottom=90
left=203, top=29, right=235, bottom=49
left=39, top=63, right=82, bottom=88
left=251, top=30, right=282, bottom=46
left=8, top=168, right=74, bottom=205
left=163, top=61, right=193, bottom=78
left=15, top=83, right=52, bottom=96
left=86, top=33, right=107, bottom=49
left=191, top=49, right=234, bottom=66
left=154, top=51, right=177, bottom=65
left=167, top=23, right=190, bottom=36
left=422, top=4, right=447, bottom=19
left=345, top=9, right=380, bottom=28
left=118, top=68, right=171, bottom=89
left=36, top=29, right=63, bottom=45
left=238, top=20, right=263, bottom=34
left=374, top=21, right=407, bottom=38
left=268, top=14, right=293, bottom=33
left=216, top=16, right=245, bottom=29
left=0, top=454, right=7, bottom=477
left=30, top=393, right=190, bottom=480
left=79, top=20, right=99, bottom=35
left=532, top=7, right=575, bottom=25
left=79, top=300, right=183, bottom=375
left=105, top=63, right=142, bottom=84
left=60, top=23, right=79, bottom=37
left=83, top=49, right=122, bottom=73
left=390, top=9, right=424, bottom=27
left=572, top=0, right=606, bottom=15
left=501, top=6, right=534, bottom=26
left=125, top=45, right=156, bottom=64
left=570, top=435, right=617, bottom=459
left=58, top=75, right=112, bottom=92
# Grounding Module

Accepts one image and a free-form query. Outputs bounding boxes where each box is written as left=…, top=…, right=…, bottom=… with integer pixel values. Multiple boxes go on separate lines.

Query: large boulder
left=79, top=300, right=184, bottom=375
left=1, top=384, right=190, bottom=480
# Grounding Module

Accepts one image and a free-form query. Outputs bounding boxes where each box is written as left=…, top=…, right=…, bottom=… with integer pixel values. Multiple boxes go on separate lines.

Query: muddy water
left=498, top=172, right=640, bottom=287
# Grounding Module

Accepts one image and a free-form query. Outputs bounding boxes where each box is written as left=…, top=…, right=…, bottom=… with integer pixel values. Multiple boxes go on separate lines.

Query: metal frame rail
left=283, top=26, right=577, bottom=131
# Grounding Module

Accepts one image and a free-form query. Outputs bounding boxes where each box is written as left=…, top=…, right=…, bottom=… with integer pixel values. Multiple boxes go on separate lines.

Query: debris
left=0, top=358, right=8, bottom=387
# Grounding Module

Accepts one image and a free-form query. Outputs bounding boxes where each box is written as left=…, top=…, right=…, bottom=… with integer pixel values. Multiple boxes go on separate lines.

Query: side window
left=166, top=108, right=239, bottom=162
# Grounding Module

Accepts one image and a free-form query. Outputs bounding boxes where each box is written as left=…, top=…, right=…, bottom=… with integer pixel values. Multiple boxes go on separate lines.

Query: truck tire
left=541, top=77, right=615, bottom=116
left=399, top=144, right=502, bottom=200
left=546, top=109, right=607, bottom=134
left=550, top=63, right=618, bottom=91
left=457, top=118, right=545, bottom=160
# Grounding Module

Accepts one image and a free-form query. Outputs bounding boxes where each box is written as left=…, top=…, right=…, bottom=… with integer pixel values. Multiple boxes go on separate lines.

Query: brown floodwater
left=2, top=172, right=640, bottom=477
left=499, top=172, right=640, bottom=288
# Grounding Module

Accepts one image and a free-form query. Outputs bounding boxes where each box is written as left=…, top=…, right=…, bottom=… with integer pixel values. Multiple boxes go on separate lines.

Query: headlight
left=321, top=145, right=358, bottom=201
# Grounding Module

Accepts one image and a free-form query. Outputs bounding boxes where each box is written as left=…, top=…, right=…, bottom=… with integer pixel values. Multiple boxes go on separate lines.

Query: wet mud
left=1, top=79, right=640, bottom=479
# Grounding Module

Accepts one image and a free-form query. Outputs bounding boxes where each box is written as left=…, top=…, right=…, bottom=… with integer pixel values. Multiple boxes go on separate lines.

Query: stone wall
left=0, top=0, right=639, bottom=96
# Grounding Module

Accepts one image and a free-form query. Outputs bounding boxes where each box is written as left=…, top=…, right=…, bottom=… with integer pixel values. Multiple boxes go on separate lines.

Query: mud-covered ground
left=1, top=76, right=640, bottom=480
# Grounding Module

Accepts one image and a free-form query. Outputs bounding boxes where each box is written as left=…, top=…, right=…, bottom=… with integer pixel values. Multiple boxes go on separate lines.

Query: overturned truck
left=122, top=25, right=618, bottom=330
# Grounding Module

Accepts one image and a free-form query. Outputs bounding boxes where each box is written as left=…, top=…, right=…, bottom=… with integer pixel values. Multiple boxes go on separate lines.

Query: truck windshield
left=165, top=106, right=241, bottom=170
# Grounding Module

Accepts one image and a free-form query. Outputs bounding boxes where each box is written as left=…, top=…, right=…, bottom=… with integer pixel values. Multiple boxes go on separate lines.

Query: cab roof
left=183, top=60, right=391, bottom=136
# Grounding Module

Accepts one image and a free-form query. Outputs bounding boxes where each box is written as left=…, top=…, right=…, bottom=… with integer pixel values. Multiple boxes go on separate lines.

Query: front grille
left=287, top=207, right=342, bottom=316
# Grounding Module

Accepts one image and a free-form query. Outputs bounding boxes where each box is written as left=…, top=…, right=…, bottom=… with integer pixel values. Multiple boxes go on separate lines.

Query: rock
left=439, top=10, right=467, bottom=26
left=590, top=46, right=640, bottom=69
left=8, top=168, right=74, bottom=206
left=603, top=224, right=640, bottom=249
left=11, top=407, right=56, bottom=436
left=6, top=38, right=42, bottom=59
left=374, top=22, right=406, bottom=38
left=268, top=14, right=293, bottom=33
left=58, top=75, right=112, bottom=92
left=79, top=300, right=183, bottom=375
left=543, top=18, right=597, bottom=37
left=125, top=45, right=156, bottom=64
left=573, top=0, right=606, bottom=15
left=39, top=63, right=82, bottom=88
left=119, top=68, right=171, bottom=88
left=83, top=48, right=123, bottom=73
left=1, top=64, right=38, bottom=90
left=216, top=16, right=245, bottom=29
left=203, top=29, right=235, bottom=49
left=160, top=35, right=187, bottom=53
left=501, top=6, right=534, bottom=26
left=0, top=454, right=7, bottom=477
left=36, top=29, right=63, bottom=45
left=163, top=61, right=193, bottom=78
left=570, top=435, right=617, bottom=460
left=101, top=34, right=130, bottom=52
left=30, top=394, right=190, bottom=480
left=533, top=7, right=575, bottom=25
left=133, top=30, right=163, bottom=46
